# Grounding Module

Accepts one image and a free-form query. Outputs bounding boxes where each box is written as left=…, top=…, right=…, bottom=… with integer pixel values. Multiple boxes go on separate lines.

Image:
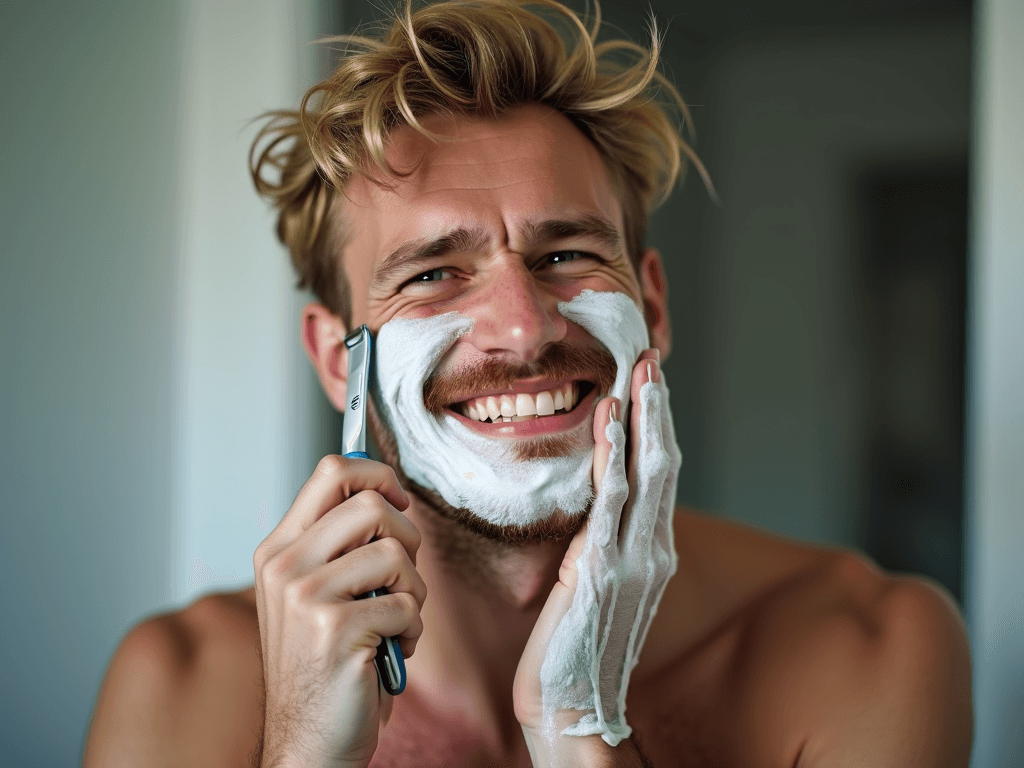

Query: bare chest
left=366, top=667, right=745, bottom=768
left=220, top=643, right=770, bottom=768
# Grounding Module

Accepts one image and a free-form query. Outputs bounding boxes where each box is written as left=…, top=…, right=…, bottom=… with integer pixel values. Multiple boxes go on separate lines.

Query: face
left=304, top=104, right=670, bottom=542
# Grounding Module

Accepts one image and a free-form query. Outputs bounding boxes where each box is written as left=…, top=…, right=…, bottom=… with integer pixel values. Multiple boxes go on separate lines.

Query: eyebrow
left=370, top=213, right=623, bottom=287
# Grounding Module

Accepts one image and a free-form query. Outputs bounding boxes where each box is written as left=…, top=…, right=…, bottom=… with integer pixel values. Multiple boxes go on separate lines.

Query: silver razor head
left=342, top=325, right=372, bottom=456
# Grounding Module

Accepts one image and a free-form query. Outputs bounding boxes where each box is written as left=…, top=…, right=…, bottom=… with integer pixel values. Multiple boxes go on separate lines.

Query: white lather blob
left=372, top=290, right=649, bottom=528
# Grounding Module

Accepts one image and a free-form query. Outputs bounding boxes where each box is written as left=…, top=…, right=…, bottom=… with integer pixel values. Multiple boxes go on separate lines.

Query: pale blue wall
left=0, top=3, right=184, bottom=765
left=0, top=1, right=330, bottom=765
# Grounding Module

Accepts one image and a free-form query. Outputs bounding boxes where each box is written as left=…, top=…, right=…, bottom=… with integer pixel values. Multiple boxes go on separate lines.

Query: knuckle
left=653, top=448, right=671, bottom=478
left=281, top=577, right=308, bottom=608
left=309, top=603, right=341, bottom=634
left=378, top=536, right=406, bottom=564
left=295, top=574, right=322, bottom=602
left=353, top=488, right=386, bottom=516
left=396, top=590, right=420, bottom=616
left=315, top=454, right=347, bottom=479
left=259, top=550, right=293, bottom=586
left=252, top=543, right=270, bottom=573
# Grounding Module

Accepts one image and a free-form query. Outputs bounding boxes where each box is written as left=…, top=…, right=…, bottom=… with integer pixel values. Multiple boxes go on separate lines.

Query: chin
left=410, top=481, right=590, bottom=546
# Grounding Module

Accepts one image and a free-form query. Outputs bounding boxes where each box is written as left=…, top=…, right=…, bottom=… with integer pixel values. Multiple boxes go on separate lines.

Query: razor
left=343, top=324, right=408, bottom=696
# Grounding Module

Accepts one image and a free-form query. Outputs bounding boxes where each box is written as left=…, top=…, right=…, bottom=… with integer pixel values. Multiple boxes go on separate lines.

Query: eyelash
left=400, top=251, right=601, bottom=289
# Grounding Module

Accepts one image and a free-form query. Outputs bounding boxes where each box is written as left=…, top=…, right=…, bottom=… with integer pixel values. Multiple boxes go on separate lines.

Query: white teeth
left=459, top=382, right=585, bottom=424
left=515, top=393, right=537, bottom=417
left=536, top=391, right=555, bottom=416
left=485, top=396, right=501, bottom=421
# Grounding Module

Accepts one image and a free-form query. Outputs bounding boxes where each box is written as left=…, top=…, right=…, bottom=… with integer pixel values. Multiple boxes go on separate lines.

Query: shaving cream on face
left=372, top=290, right=649, bottom=528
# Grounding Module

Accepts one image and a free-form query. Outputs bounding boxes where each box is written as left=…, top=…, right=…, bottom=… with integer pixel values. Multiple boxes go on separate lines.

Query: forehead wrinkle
left=403, top=176, right=560, bottom=201
left=424, top=155, right=552, bottom=169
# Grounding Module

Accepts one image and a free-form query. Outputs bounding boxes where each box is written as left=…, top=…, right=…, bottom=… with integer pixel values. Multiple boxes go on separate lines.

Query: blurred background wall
left=0, top=0, right=1020, bottom=766
left=0, top=1, right=334, bottom=765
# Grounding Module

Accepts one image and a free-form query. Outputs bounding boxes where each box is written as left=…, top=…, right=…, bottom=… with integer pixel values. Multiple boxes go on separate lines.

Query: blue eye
left=402, top=268, right=455, bottom=290
left=416, top=268, right=450, bottom=282
left=547, top=251, right=601, bottom=267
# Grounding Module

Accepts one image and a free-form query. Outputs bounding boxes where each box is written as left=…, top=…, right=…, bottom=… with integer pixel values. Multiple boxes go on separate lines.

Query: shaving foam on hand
left=372, top=290, right=649, bottom=528
left=538, top=362, right=682, bottom=746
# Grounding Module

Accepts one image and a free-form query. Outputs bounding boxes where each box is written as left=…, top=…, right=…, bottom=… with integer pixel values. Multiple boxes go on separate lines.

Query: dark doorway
left=856, top=163, right=968, bottom=603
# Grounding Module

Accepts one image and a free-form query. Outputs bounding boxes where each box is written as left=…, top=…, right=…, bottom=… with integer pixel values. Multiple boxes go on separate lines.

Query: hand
left=514, top=349, right=680, bottom=761
left=252, top=456, right=427, bottom=768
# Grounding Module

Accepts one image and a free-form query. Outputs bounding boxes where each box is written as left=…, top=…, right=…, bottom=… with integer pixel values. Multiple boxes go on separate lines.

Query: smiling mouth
left=449, top=380, right=596, bottom=423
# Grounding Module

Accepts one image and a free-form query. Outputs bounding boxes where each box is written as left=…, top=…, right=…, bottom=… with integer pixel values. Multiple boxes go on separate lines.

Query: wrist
left=522, top=724, right=647, bottom=768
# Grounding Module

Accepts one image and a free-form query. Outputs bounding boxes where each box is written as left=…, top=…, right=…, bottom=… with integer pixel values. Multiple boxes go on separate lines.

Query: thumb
left=522, top=518, right=589, bottom=668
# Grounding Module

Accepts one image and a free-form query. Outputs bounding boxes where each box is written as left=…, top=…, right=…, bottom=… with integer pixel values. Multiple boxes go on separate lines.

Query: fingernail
left=647, top=360, right=661, bottom=384
left=609, top=401, right=618, bottom=423
left=652, top=348, right=661, bottom=362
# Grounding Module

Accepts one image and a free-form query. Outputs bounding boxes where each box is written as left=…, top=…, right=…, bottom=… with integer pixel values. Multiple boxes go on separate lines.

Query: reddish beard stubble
left=367, top=341, right=617, bottom=545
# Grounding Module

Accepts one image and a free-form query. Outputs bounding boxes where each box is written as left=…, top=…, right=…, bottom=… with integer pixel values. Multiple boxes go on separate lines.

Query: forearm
left=523, top=728, right=653, bottom=768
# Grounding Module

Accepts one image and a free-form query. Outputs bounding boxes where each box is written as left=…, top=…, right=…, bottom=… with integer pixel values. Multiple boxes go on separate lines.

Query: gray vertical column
left=967, top=0, right=1024, bottom=765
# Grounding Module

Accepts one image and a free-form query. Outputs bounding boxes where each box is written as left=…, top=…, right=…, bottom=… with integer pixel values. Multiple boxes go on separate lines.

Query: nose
left=462, top=254, right=567, bottom=362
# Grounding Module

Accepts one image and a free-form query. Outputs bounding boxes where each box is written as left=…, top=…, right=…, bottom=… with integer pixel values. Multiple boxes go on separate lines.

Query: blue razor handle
left=343, top=325, right=407, bottom=696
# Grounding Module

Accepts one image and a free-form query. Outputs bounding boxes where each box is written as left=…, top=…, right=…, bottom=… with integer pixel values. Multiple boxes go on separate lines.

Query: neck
left=403, top=497, right=570, bottom=737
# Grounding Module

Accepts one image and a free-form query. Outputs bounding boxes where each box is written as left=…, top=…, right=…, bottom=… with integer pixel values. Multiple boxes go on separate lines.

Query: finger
left=621, top=363, right=671, bottom=555
left=296, top=489, right=422, bottom=570
left=273, top=456, right=410, bottom=542
left=316, top=537, right=429, bottom=610
left=625, top=350, right=661, bottom=493
left=341, top=589, right=425, bottom=648
left=592, top=396, right=619, bottom=489
left=589, top=403, right=629, bottom=552
left=629, top=373, right=682, bottom=668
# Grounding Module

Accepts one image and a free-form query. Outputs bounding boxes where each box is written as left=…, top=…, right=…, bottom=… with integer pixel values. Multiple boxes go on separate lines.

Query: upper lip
left=446, top=376, right=592, bottom=407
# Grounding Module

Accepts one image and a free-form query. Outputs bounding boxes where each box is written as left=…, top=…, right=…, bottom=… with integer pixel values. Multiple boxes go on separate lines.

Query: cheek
left=570, top=269, right=641, bottom=304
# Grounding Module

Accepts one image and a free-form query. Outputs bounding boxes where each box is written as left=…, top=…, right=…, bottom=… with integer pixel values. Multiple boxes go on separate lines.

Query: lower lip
left=446, top=387, right=598, bottom=438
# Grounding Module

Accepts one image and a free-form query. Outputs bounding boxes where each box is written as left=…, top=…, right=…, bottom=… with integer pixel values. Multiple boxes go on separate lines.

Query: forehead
left=338, top=104, right=624, bottom=274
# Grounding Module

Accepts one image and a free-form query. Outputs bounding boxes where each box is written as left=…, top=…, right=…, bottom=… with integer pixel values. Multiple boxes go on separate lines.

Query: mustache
left=421, top=341, right=617, bottom=416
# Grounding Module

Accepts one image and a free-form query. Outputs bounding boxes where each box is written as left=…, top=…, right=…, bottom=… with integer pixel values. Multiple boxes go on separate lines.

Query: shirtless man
left=83, top=1, right=972, bottom=766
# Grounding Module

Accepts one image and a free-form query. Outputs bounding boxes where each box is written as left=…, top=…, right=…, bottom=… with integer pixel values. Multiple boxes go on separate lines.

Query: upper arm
left=799, top=567, right=973, bottom=768
left=82, top=612, right=197, bottom=768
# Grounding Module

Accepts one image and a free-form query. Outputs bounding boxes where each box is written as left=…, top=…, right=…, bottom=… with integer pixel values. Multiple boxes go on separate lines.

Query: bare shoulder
left=754, top=554, right=973, bottom=767
left=83, top=587, right=263, bottom=768
left=633, top=508, right=972, bottom=768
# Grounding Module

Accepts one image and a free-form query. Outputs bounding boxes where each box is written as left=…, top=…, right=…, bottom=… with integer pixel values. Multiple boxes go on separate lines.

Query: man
left=83, top=1, right=972, bottom=766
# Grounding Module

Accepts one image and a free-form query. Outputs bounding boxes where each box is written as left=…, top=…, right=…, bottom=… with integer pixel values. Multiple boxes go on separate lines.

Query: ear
left=301, top=302, right=350, bottom=412
left=637, top=247, right=671, bottom=360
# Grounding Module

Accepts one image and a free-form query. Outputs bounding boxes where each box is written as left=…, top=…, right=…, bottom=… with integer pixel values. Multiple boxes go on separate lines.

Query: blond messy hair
left=250, top=0, right=709, bottom=325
